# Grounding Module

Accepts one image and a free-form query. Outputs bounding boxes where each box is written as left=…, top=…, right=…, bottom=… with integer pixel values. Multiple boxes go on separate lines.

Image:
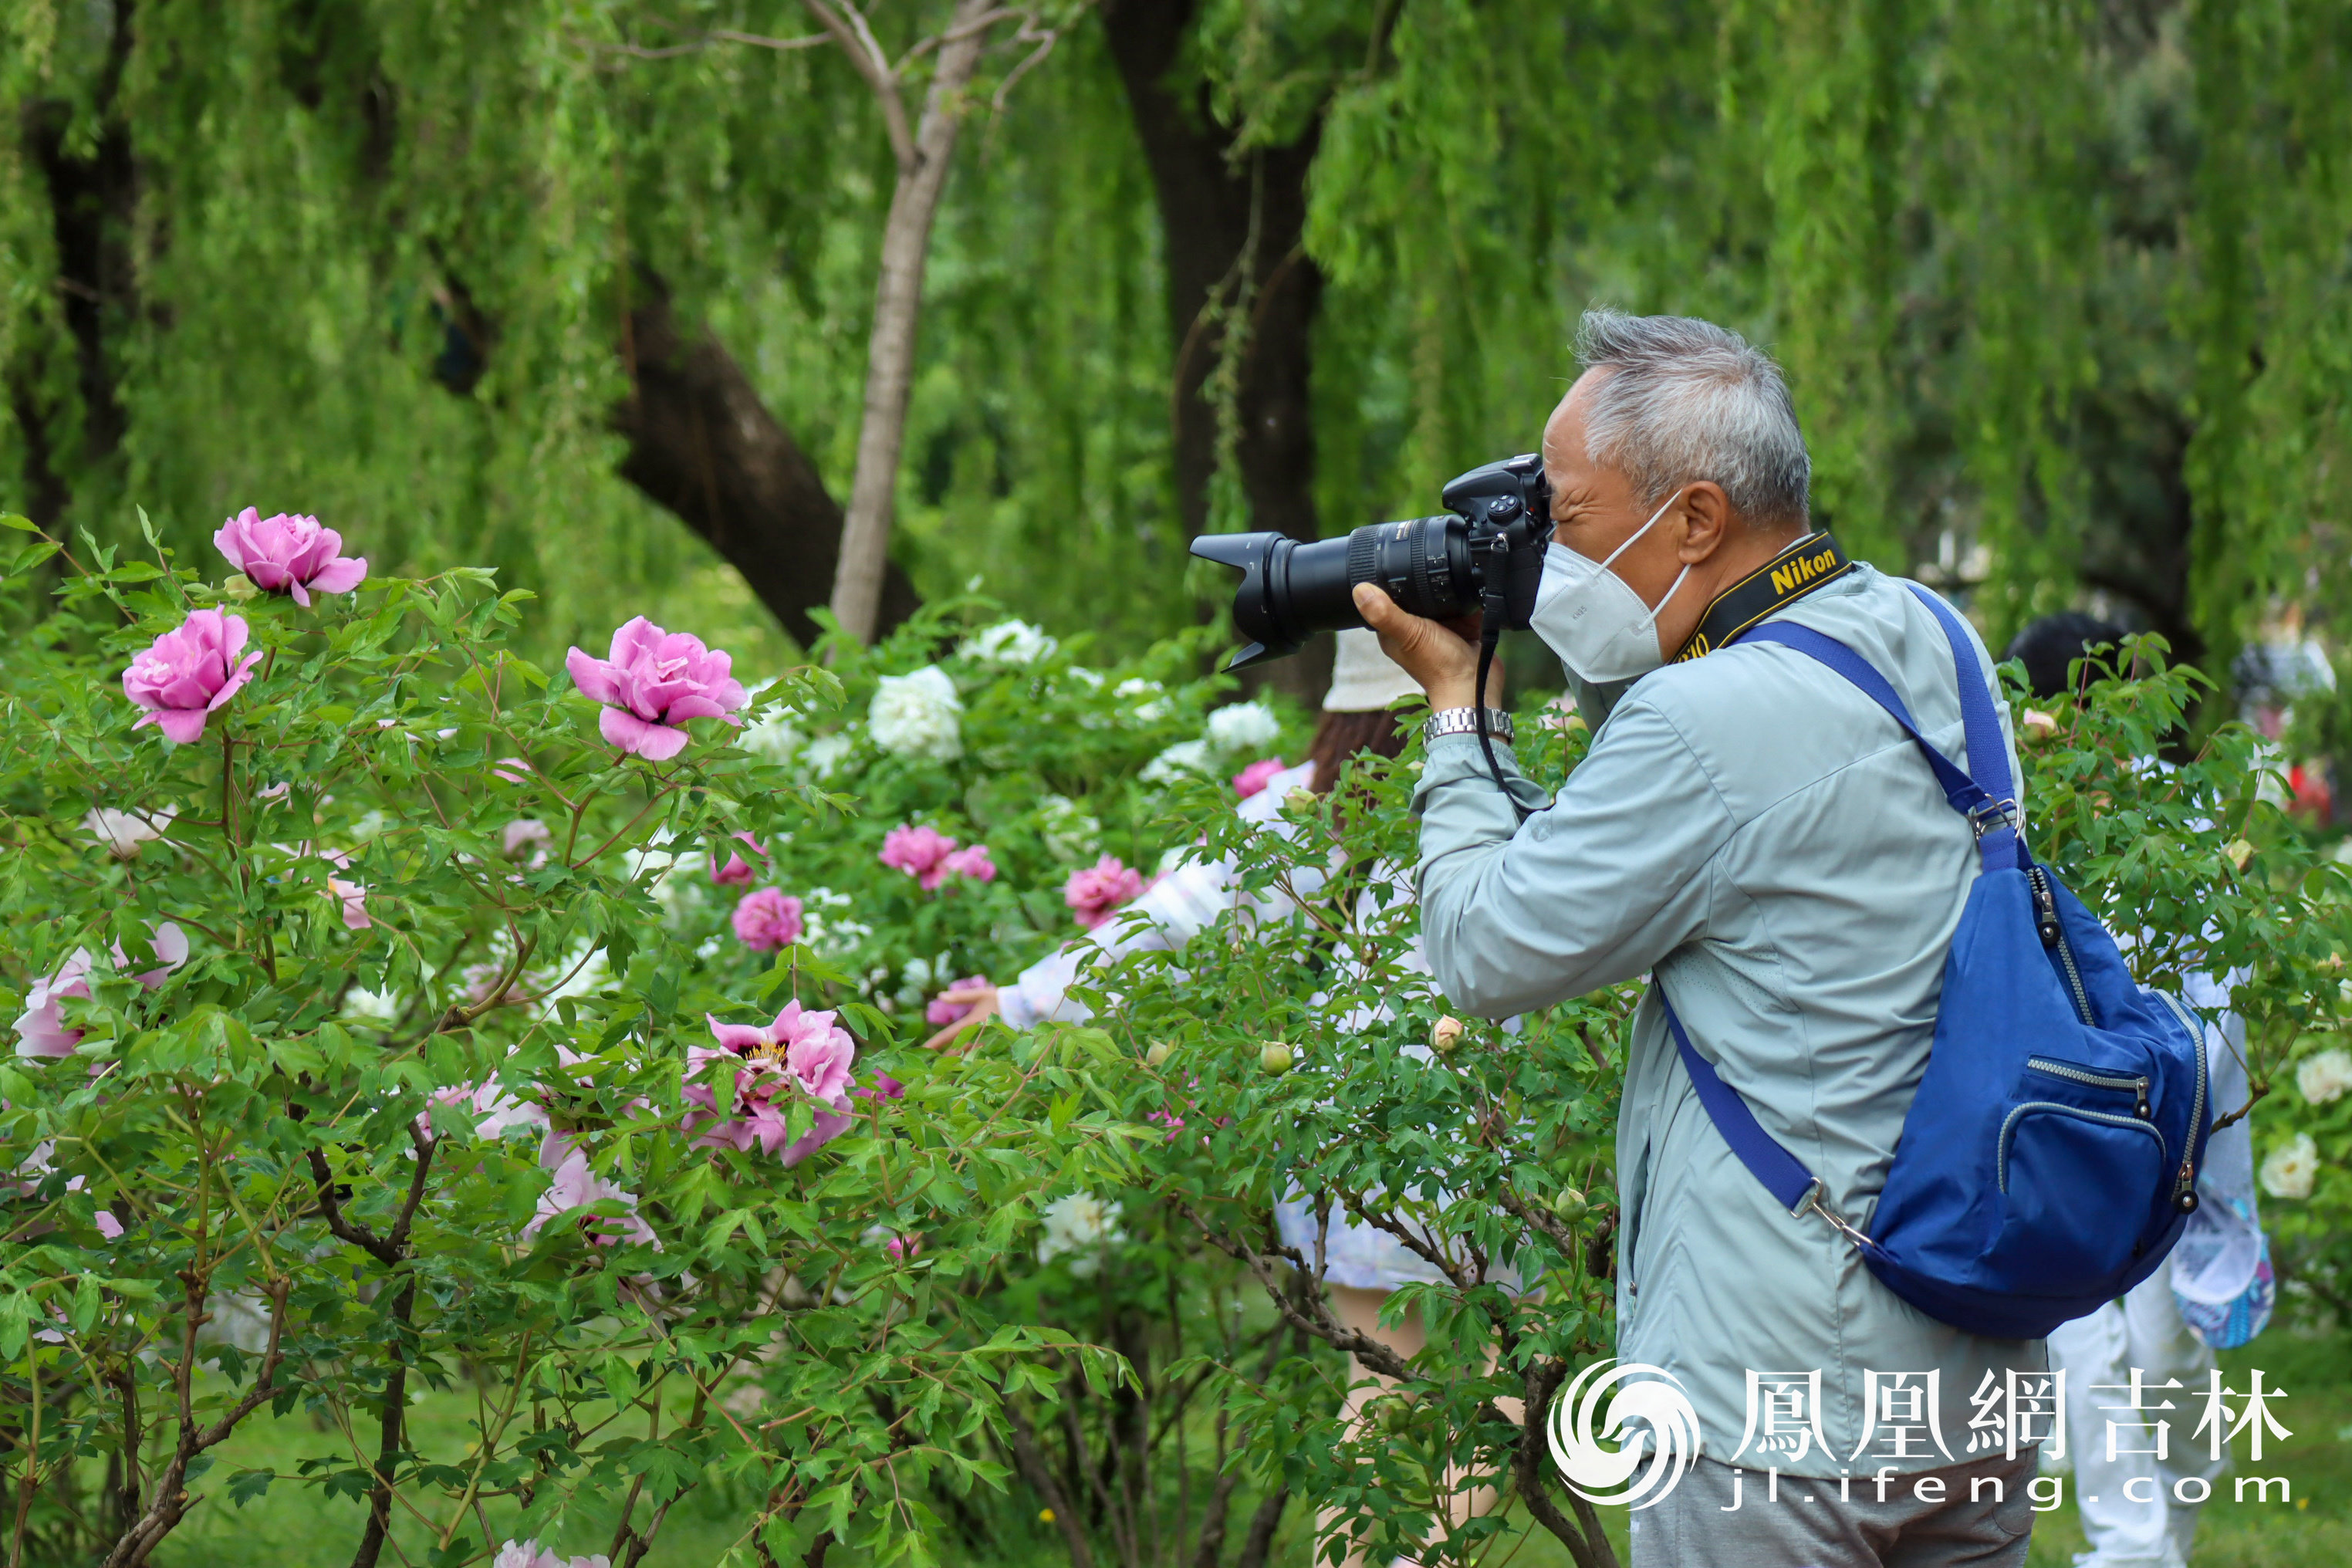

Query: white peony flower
left=801, top=887, right=874, bottom=955
left=739, top=712, right=803, bottom=765
left=1037, top=1192, right=1127, bottom=1276
left=2259, top=1132, right=2320, bottom=1201
left=342, top=985, right=404, bottom=1026
left=1205, top=700, right=1282, bottom=753
left=894, top=955, right=945, bottom=1009
left=803, top=732, right=858, bottom=780
left=964, top=619, right=1059, bottom=666
left=1036, top=793, right=1102, bottom=862
left=84, top=807, right=174, bottom=860
left=2296, top=1047, right=2352, bottom=1107
left=1141, top=739, right=1214, bottom=785
left=869, top=666, right=964, bottom=763
left=1116, top=677, right=1169, bottom=724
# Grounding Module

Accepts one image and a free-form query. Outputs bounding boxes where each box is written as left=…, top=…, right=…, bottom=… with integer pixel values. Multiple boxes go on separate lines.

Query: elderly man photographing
left=1356, top=310, right=2046, bottom=1566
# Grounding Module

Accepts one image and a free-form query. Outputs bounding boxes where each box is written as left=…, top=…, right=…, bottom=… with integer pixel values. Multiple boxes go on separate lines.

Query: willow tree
left=1191, top=0, right=2352, bottom=684
left=0, top=0, right=1187, bottom=660
left=9, top=0, right=2351, bottom=688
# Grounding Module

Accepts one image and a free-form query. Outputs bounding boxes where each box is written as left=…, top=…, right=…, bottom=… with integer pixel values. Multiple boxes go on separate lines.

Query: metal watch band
left=1421, top=707, right=1514, bottom=745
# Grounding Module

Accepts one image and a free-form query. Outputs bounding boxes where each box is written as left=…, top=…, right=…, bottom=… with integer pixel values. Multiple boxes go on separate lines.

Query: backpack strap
left=1736, top=597, right=2025, bottom=874
left=1655, top=583, right=2023, bottom=1246
left=1660, top=990, right=1876, bottom=1248
left=1905, top=583, right=2023, bottom=868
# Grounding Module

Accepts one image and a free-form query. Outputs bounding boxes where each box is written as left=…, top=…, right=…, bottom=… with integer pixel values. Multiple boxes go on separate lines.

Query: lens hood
left=1189, top=531, right=1320, bottom=670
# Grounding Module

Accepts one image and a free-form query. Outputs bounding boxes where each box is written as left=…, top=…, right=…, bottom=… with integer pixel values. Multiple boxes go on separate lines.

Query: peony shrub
left=0, top=512, right=1125, bottom=1566
left=8, top=500, right=2344, bottom=1568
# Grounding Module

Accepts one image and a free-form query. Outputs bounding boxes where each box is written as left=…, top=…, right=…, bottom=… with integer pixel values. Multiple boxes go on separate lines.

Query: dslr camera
left=1189, top=454, right=1553, bottom=670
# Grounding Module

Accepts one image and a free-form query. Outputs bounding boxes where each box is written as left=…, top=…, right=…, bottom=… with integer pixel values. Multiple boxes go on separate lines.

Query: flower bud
left=1259, top=1040, right=1293, bottom=1075
left=2020, top=708, right=2059, bottom=742
left=221, top=573, right=259, bottom=602
left=1551, top=1187, right=1590, bottom=1223
left=1144, top=1040, right=1171, bottom=1068
left=1281, top=786, right=1318, bottom=815
left=1431, top=1015, right=1465, bottom=1054
left=2225, top=838, right=2255, bottom=874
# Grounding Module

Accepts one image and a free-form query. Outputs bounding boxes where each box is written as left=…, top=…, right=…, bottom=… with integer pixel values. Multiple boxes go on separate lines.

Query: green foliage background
left=6, top=2, right=2352, bottom=680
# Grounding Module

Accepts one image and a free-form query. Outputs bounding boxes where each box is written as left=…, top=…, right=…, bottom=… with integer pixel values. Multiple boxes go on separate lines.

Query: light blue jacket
left=1413, top=563, right=2048, bottom=1475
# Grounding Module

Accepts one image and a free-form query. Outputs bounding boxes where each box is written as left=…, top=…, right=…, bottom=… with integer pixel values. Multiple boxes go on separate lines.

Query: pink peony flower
left=522, top=1147, right=657, bottom=1251
left=1233, top=757, right=1287, bottom=799
left=924, top=977, right=990, bottom=1027
left=880, top=823, right=958, bottom=889
left=94, top=1211, right=124, bottom=1240
left=1064, top=855, right=1144, bottom=931
left=15, top=950, right=96, bottom=1059
left=431, top=1076, right=547, bottom=1137
left=494, top=1542, right=610, bottom=1568
left=710, top=831, right=769, bottom=886
left=884, top=1233, right=921, bottom=1262
left=121, top=610, right=264, bottom=745
left=12, top=925, right=188, bottom=1059
left=565, top=617, right=749, bottom=762
left=503, top=819, right=553, bottom=863
left=731, top=887, right=805, bottom=951
left=940, top=844, right=996, bottom=884
left=688, top=1002, right=860, bottom=1161
left=214, top=508, right=368, bottom=607
left=317, top=850, right=372, bottom=930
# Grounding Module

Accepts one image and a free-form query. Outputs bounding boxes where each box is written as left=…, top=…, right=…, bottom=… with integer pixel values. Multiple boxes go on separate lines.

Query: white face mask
left=1529, top=489, right=1691, bottom=684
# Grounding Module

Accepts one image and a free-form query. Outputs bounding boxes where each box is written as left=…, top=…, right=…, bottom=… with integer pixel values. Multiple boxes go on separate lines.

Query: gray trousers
left=1627, top=1451, right=2036, bottom=1566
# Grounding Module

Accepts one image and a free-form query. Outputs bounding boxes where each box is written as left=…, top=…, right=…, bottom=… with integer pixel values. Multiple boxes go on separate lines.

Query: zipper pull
left=2137, top=1092, right=2151, bottom=1120
left=2030, top=868, right=2062, bottom=948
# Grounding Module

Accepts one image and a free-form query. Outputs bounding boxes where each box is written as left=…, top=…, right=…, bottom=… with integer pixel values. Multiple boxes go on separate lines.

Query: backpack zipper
left=2151, top=988, right=2211, bottom=1214
left=2027, top=1056, right=2152, bottom=1118
left=2029, top=864, right=2096, bottom=1026
left=1996, top=1100, right=2166, bottom=1195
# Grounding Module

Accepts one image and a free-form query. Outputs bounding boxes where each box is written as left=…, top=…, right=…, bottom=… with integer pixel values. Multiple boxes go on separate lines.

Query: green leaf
left=7, top=539, right=61, bottom=576
left=0, top=513, right=37, bottom=532
left=265, top=1036, right=327, bottom=1078
left=225, top=1468, right=275, bottom=1508
left=0, top=1292, right=30, bottom=1359
left=70, top=1274, right=101, bottom=1333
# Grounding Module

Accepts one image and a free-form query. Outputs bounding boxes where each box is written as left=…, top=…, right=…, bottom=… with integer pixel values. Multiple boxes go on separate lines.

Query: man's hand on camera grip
left=1352, top=583, right=1482, bottom=711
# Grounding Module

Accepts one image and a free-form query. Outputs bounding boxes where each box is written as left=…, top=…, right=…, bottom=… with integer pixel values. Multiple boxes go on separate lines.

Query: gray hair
left=1571, top=308, right=1811, bottom=529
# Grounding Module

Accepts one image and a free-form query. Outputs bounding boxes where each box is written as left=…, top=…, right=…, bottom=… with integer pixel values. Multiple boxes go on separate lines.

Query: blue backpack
left=1660, top=584, right=2211, bottom=1340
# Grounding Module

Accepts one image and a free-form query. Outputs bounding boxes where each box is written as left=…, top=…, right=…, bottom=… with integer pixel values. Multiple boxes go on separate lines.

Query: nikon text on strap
left=1671, top=531, right=1853, bottom=663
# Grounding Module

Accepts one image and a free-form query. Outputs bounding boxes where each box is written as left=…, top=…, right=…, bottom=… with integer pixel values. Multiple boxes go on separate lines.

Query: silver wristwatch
left=1421, top=707, right=1515, bottom=746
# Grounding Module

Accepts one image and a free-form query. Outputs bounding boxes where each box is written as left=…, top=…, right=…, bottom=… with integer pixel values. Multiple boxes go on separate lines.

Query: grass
left=147, top=1333, right=2350, bottom=1567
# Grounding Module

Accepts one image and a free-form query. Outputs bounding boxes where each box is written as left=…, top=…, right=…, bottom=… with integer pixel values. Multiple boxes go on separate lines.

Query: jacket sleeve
left=1411, top=700, right=1738, bottom=1018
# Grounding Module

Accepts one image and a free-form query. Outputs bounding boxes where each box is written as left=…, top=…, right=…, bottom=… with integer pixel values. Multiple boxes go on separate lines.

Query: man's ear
left=1676, top=482, right=1734, bottom=563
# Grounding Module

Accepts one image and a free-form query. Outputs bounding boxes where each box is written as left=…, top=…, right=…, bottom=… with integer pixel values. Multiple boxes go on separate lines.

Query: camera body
left=1190, top=454, right=1553, bottom=670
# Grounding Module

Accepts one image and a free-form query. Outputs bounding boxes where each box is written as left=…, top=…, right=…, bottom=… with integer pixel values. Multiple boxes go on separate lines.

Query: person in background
left=928, top=630, right=1510, bottom=1567
left=2006, top=613, right=2274, bottom=1568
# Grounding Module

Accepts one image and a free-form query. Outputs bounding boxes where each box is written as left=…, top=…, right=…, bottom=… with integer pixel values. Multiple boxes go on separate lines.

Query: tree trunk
left=1101, top=0, right=1332, bottom=700
left=827, top=0, right=1002, bottom=645
left=614, top=277, right=917, bottom=648
left=10, top=0, right=139, bottom=532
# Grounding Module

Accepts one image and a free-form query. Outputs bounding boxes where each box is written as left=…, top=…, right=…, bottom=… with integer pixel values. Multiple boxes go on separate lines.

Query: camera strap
left=1476, top=536, right=1530, bottom=822
left=1671, top=531, right=1853, bottom=664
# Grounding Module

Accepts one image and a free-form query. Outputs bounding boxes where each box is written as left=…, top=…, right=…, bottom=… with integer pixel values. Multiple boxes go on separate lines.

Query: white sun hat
left=1322, top=628, right=1422, bottom=713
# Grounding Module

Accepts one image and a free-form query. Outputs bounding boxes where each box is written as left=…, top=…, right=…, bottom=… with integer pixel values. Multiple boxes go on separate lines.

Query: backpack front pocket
left=1995, top=1101, right=2168, bottom=1292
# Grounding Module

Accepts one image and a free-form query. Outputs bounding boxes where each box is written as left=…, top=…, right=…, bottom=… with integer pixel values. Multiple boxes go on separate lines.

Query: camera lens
left=1188, top=515, right=1470, bottom=671
left=1191, top=453, right=1546, bottom=671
